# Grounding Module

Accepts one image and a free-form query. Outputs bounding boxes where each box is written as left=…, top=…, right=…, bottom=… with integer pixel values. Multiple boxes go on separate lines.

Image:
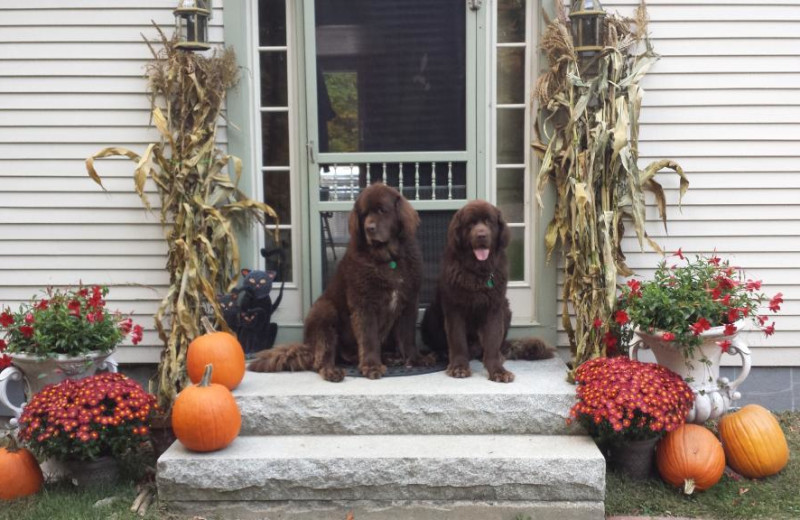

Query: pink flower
left=603, top=331, right=617, bottom=349
left=0, top=312, right=13, bottom=327
left=769, top=293, right=783, bottom=313
left=67, top=299, right=82, bottom=317
left=674, top=248, right=685, bottom=260
left=592, top=317, right=603, bottom=329
left=0, top=354, right=11, bottom=370
left=36, top=300, right=49, bottom=310
left=614, top=310, right=629, bottom=326
left=19, top=325, right=34, bottom=338
left=24, top=313, right=34, bottom=324
left=764, top=323, right=776, bottom=336
left=717, top=340, right=732, bottom=353
left=689, top=318, right=711, bottom=336
left=724, top=323, right=737, bottom=336
left=661, top=332, right=675, bottom=341
left=708, top=256, right=721, bottom=266
left=131, top=325, right=144, bottom=345
left=0, top=339, right=6, bottom=351
left=119, top=318, right=133, bottom=335
left=746, top=279, right=762, bottom=292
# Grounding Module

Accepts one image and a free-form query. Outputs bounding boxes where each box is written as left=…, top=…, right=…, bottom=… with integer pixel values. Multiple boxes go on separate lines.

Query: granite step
left=165, top=499, right=604, bottom=520
left=234, top=358, right=579, bottom=436
left=157, top=434, right=605, bottom=503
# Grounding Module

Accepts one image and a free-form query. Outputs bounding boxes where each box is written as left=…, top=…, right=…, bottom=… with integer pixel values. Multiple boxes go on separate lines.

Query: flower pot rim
left=9, top=349, right=115, bottom=361
left=635, top=319, right=747, bottom=342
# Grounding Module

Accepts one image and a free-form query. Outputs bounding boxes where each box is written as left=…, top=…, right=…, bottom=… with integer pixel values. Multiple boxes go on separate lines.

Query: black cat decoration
left=216, top=246, right=285, bottom=358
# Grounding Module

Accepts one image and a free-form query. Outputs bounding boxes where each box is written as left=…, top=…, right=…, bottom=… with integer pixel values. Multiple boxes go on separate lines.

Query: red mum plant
left=17, top=373, right=157, bottom=462
left=619, top=253, right=781, bottom=354
left=0, top=285, right=143, bottom=358
left=568, top=356, right=694, bottom=443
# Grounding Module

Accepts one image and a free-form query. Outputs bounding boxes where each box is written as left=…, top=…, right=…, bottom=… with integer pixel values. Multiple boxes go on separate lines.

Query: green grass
left=605, top=411, right=800, bottom=519
left=0, top=480, right=170, bottom=520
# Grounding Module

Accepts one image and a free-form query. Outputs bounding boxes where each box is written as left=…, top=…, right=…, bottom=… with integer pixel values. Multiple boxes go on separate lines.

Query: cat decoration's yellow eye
left=259, top=279, right=266, bottom=285
left=249, top=278, right=255, bottom=283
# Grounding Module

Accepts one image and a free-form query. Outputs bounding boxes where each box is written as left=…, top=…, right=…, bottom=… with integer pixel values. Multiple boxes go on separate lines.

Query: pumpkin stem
left=683, top=478, right=696, bottom=495
left=200, top=364, right=214, bottom=387
left=4, top=433, right=22, bottom=453
left=200, top=316, right=216, bottom=335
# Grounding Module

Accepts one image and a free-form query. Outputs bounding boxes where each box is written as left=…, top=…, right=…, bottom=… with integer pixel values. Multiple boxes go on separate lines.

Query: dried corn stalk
left=86, top=26, right=277, bottom=410
left=533, top=2, right=688, bottom=376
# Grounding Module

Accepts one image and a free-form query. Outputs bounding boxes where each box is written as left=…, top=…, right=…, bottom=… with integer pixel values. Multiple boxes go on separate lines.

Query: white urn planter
left=0, top=350, right=118, bottom=426
left=630, top=322, right=751, bottom=424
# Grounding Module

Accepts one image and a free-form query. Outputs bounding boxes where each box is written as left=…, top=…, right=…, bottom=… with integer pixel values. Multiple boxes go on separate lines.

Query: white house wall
left=0, top=0, right=797, bottom=366
left=0, top=0, right=225, bottom=364
left=556, top=0, right=800, bottom=366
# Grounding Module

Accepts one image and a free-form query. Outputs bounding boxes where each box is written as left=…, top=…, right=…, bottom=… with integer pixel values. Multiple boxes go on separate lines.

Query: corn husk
left=534, top=2, right=688, bottom=377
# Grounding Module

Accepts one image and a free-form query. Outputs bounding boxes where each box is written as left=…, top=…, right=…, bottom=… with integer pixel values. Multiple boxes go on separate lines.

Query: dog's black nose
left=365, top=222, right=377, bottom=234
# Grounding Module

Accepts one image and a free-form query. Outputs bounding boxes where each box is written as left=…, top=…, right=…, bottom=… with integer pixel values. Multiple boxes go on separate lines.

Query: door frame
left=299, top=0, right=488, bottom=302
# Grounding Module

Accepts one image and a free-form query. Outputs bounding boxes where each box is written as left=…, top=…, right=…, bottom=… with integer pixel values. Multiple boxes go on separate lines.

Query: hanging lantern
left=570, top=0, right=606, bottom=74
left=174, top=0, right=212, bottom=51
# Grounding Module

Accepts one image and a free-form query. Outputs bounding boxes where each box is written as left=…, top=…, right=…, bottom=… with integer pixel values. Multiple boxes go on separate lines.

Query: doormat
left=342, top=362, right=448, bottom=378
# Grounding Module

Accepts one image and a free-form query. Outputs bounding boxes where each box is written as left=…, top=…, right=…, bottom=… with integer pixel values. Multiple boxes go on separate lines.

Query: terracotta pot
left=631, top=321, right=751, bottom=424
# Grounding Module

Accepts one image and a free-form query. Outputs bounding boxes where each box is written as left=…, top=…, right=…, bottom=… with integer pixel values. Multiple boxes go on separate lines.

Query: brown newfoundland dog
left=249, top=183, right=425, bottom=382
left=421, top=200, right=554, bottom=382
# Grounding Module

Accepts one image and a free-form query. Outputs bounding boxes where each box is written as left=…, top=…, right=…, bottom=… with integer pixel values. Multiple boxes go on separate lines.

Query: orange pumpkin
left=172, top=364, right=241, bottom=452
left=186, top=317, right=246, bottom=390
left=0, top=436, right=44, bottom=500
left=656, top=424, right=725, bottom=495
left=718, top=404, right=789, bottom=479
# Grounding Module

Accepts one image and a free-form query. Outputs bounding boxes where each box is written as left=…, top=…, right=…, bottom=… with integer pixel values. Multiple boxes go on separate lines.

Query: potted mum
left=622, top=251, right=782, bottom=423
left=17, top=372, right=157, bottom=486
left=0, top=285, right=142, bottom=422
left=568, top=356, right=694, bottom=479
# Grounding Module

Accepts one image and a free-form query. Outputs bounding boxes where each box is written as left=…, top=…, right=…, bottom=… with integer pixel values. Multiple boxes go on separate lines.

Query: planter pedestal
left=631, top=323, right=751, bottom=424
left=0, top=351, right=118, bottom=427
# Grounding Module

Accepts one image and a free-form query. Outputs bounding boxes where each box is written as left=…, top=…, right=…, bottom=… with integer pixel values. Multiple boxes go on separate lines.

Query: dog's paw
left=360, top=362, right=387, bottom=379
left=446, top=364, right=472, bottom=378
left=489, top=368, right=515, bottom=383
left=319, top=366, right=345, bottom=382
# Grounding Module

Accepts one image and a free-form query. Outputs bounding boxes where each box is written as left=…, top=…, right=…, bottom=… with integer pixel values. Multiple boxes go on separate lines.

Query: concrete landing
left=235, top=358, right=580, bottom=436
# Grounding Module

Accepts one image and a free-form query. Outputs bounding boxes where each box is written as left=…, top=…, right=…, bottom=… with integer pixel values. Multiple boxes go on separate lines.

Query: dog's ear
left=446, top=208, right=467, bottom=252
left=395, top=192, right=419, bottom=238
left=496, top=207, right=511, bottom=251
left=348, top=197, right=363, bottom=247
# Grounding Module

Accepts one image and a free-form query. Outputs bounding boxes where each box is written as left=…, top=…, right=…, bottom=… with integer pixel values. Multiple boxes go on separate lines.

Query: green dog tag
left=389, top=260, right=397, bottom=270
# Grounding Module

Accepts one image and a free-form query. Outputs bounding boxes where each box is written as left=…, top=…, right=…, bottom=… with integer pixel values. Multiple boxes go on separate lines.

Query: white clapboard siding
left=0, top=0, right=227, bottom=364
left=553, top=1, right=800, bottom=366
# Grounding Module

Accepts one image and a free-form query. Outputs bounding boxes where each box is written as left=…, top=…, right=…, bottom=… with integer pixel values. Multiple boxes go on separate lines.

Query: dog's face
left=448, top=200, right=509, bottom=263
left=349, top=183, right=419, bottom=251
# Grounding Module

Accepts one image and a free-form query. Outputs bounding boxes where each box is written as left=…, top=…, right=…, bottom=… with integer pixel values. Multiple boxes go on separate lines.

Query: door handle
left=306, top=141, right=316, bottom=163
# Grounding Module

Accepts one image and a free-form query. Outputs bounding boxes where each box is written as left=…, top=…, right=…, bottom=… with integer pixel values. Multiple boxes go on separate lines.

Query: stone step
left=165, top=499, right=605, bottom=520
left=235, top=358, right=579, bottom=436
left=157, top=434, right=605, bottom=504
